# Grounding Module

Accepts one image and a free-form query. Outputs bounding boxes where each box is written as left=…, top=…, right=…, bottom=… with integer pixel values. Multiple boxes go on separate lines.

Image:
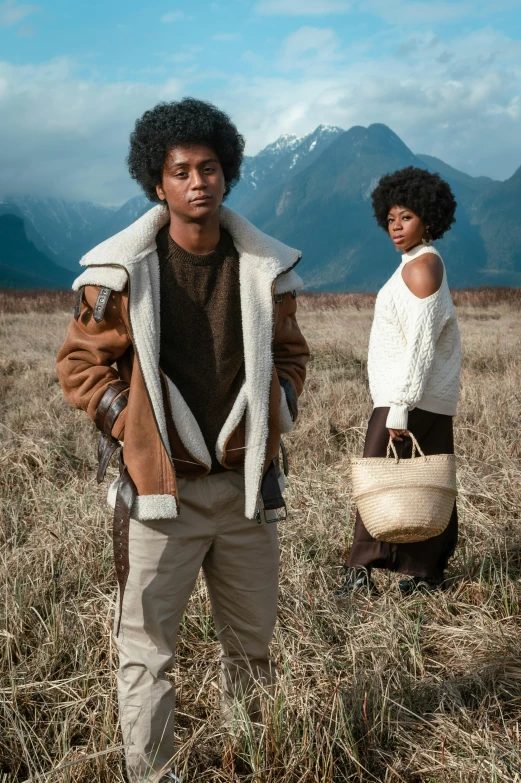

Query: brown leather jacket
left=56, top=204, right=309, bottom=521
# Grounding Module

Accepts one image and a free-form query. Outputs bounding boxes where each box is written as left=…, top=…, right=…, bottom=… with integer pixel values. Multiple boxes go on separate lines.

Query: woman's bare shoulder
left=402, top=253, right=444, bottom=299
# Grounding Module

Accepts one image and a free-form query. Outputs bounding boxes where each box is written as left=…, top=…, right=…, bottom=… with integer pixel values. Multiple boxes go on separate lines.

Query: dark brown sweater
left=156, top=224, right=245, bottom=473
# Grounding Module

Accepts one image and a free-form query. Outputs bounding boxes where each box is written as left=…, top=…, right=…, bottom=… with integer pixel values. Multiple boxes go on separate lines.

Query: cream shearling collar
left=78, top=203, right=300, bottom=276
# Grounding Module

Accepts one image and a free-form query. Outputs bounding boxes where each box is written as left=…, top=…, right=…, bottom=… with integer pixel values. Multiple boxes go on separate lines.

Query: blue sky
left=1, top=0, right=520, bottom=204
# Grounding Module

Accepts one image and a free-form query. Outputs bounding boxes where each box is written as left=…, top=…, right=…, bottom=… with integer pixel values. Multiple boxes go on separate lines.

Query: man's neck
left=168, top=211, right=221, bottom=255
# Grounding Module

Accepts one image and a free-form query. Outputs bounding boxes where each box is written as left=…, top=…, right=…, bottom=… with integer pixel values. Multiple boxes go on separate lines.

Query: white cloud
left=0, top=58, right=183, bottom=204
left=363, top=0, right=472, bottom=24
left=0, top=0, right=39, bottom=26
left=280, top=27, right=343, bottom=71
left=161, top=10, right=193, bottom=23
left=255, top=0, right=350, bottom=15
left=0, top=27, right=519, bottom=206
left=226, top=28, right=521, bottom=180
left=158, top=44, right=203, bottom=64
left=364, top=0, right=521, bottom=24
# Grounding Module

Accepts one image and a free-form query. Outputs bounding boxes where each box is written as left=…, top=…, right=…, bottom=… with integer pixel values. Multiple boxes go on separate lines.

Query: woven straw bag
left=350, top=432, right=457, bottom=544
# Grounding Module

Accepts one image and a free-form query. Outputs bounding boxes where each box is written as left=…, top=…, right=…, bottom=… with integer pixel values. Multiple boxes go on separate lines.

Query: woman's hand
left=389, top=428, right=409, bottom=441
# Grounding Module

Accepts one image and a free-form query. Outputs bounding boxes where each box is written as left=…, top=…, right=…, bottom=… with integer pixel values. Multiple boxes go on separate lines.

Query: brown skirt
left=346, top=406, right=458, bottom=579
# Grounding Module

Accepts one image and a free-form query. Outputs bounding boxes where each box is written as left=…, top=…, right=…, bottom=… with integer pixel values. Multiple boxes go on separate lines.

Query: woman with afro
left=335, top=166, right=461, bottom=597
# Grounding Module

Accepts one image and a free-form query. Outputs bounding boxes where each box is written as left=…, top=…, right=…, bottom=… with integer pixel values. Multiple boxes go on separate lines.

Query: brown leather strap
left=97, top=434, right=121, bottom=484
left=113, top=465, right=137, bottom=637
left=93, top=287, right=112, bottom=324
left=95, top=382, right=129, bottom=483
left=74, top=286, right=84, bottom=321
left=95, top=380, right=129, bottom=434
left=103, top=390, right=128, bottom=436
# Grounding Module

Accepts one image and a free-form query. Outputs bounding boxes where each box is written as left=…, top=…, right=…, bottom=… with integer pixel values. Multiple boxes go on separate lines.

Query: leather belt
left=113, top=461, right=137, bottom=637
left=93, top=382, right=135, bottom=636
left=104, top=391, right=128, bottom=435
left=95, top=381, right=129, bottom=484
left=97, top=435, right=121, bottom=484
left=95, top=380, right=129, bottom=434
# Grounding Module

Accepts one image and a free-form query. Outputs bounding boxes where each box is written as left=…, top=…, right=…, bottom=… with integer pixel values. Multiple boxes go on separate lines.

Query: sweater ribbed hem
left=386, top=404, right=409, bottom=430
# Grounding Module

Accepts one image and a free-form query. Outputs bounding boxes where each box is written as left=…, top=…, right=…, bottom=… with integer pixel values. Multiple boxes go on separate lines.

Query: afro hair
left=371, top=166, right=457, bottom=240
left=127, top=97, right=245, bottom=203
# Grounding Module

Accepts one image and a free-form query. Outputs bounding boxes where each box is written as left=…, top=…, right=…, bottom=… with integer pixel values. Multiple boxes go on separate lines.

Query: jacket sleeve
left=386, top=292, right=447, bottom=430
left=273, top=291, right=310, bottom=422
left=55, top=285, right=132, bottom=440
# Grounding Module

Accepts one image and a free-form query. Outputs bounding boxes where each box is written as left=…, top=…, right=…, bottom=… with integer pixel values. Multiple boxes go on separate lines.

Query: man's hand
left=389, top=428, right=409, bottom=441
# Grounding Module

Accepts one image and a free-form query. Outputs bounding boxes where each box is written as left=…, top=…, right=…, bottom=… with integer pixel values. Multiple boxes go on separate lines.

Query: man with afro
left=56, top=98, right=309, bottom=782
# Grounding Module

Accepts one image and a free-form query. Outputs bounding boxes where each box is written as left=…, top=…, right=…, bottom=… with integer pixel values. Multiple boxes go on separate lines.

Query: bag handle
left=409, top=431, right=426, bottom=459
left=386, top=438, right=399, bottom=462
left=386, top=431, right=426, bottom=463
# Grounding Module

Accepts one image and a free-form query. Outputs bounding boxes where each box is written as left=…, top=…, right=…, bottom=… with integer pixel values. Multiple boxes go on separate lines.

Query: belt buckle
left=255, top=505, right=287, bottom=524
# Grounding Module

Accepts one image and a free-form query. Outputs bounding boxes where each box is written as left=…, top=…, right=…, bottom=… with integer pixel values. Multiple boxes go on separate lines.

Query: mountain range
left=0, top=214, right=74, bottom=289
left=227, top=125, right=344, bottom=217
left=1, top=123, right=520, bottom=290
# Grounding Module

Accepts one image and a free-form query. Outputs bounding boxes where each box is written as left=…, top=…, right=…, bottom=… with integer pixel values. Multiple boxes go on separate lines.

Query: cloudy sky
left=1, top=0, right=520, bottom=205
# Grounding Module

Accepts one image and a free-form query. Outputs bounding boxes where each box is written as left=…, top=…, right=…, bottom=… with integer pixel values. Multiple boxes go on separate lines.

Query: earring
left=422, top=226, right=432, bottom=246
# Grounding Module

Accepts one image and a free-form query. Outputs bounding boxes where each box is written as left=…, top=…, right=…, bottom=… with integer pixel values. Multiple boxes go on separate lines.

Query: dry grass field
left=1, top=288, right=521, bottom=782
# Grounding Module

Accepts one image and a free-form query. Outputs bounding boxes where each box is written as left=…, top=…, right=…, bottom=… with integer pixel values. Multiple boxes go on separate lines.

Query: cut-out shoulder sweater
left=367, top=243, right=461, bottom=430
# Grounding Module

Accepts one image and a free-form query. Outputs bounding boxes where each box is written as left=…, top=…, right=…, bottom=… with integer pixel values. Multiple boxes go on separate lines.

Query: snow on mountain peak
left=229, top=124, right=346, bottom=208
left=263, top=133, right=302, bottom=155
left=315, top=124, right=344, bottom=134
left=289, top=152, right=301, bottom=170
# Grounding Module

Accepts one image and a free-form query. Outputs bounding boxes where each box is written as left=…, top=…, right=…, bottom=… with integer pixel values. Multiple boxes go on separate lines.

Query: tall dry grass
left=1, top=289, right=521, bottom=782
left=0, top=290, right=75, bottom=314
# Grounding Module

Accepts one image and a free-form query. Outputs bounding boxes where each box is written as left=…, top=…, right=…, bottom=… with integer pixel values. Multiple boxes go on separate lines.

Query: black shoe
left=398, top=575, right=446, bottom=595
left=334, top=568, right=378, bottom=598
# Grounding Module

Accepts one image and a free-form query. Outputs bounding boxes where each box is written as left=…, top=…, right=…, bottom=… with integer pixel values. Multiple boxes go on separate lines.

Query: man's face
left=156, top=144, right=226, bottom=221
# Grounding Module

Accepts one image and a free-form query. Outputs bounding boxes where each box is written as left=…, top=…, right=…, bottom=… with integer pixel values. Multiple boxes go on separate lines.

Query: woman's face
left=386, top=205, right=426, bottom=253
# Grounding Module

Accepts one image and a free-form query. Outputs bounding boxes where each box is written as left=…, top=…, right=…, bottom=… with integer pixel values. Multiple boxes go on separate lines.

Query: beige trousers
left=114, top=470, right=280, bottom=782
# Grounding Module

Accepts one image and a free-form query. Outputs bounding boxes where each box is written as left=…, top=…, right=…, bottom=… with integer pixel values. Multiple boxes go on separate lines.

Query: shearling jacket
left=56, top=204, right=309, bottom=521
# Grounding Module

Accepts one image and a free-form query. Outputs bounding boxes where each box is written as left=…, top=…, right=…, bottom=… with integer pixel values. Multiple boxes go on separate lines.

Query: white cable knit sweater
left=367, top=243, right=461, bottom=430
